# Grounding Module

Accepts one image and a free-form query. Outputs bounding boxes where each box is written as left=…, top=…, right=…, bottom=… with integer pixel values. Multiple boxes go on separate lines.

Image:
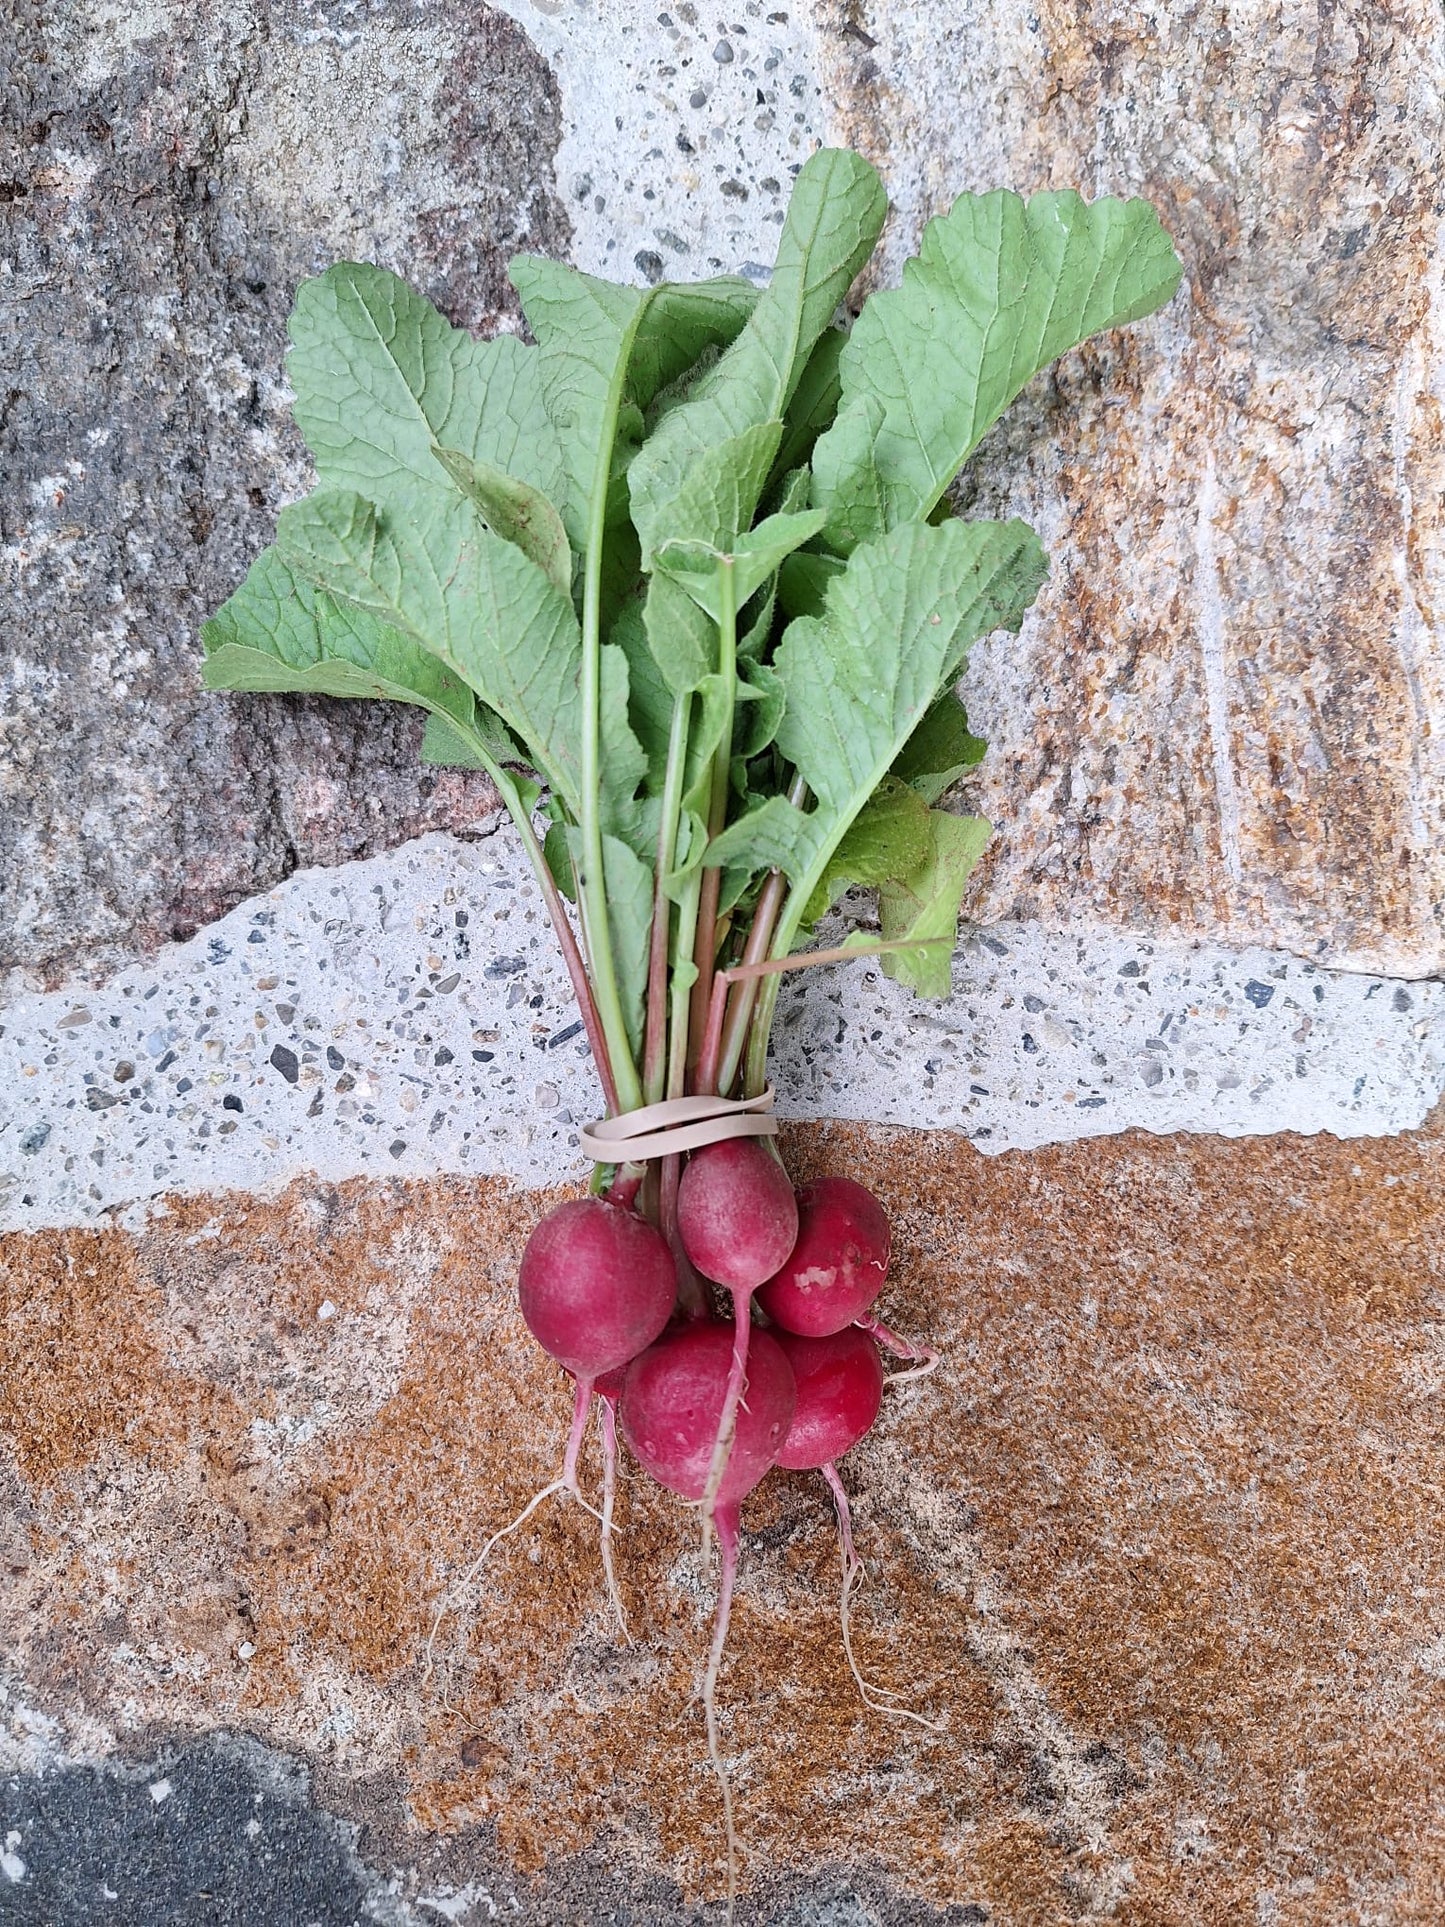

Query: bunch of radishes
left=199, top=133, right=1181, bottom=1914
left=510, top=1135, right=935, bottom=1908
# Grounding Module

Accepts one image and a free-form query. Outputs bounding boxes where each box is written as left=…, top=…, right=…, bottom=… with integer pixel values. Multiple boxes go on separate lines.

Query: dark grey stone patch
left=0, top=0, right=569, bottom=992
left=0, top=1734, right=381, bottom=1927
left=0, top=1731, right=989, bottom=1926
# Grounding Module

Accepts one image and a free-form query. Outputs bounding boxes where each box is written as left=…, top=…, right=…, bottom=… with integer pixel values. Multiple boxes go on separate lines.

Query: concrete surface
left=1, top=829, right=1441, bottom=1234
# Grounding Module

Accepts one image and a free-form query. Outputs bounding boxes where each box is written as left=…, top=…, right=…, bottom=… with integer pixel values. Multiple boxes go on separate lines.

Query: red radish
left=676, top=1138, right=798, bottom=1291
left=427, top=1199, right=675, bottom=1667
left=675, top=1140, right=798, bottom=1534
left=757, top=1175, right=890, bottom=1338
left=772, top=1325, right=884, bottom=1471
left=620, top=1321, right=796, bottom=1918
left=620, top=1321, right=795, bottom=1506
left=518, top=1195, right=676, bottom=1379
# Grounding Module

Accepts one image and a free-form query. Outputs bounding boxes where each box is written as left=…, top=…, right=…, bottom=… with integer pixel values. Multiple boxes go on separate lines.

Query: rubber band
left=578, top=1087, right=778, bottom=1164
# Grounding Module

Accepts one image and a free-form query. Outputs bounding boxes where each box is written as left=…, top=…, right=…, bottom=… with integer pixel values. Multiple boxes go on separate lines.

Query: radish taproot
left=621, top=1322, right=796, bottom=1915
left=773, top=1324, right=940, bottom=1728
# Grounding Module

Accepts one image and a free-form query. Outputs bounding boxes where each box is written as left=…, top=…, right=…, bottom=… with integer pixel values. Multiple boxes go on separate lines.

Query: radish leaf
left=288, top=263, right=564, bottom=518
left=815, top=189, right=1183, bottom=549
left=274, top=488, right=588, bottom=815
left=430, top=446, right=573, bottom=597
left=877, top=810, right=993, bottom=995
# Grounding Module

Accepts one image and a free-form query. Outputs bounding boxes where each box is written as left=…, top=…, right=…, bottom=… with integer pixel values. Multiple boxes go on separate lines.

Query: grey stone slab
left=1, top=0, right=567, bottom=996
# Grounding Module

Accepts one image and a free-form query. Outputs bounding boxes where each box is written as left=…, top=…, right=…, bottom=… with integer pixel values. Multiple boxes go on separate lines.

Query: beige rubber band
left=578, top=1088, right=778, bottom=1164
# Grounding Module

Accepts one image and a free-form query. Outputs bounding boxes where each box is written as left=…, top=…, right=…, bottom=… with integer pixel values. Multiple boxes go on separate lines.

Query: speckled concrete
left=1, top=828, right=1440, bottom=1233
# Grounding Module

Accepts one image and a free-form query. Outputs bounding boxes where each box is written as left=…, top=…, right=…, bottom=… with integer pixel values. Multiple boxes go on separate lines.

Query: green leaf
left=430, top=446, right=572, bottom=596
left=628, top=147, right=887, bottom=556
left=287, top=263, right=565, bottom=518
left=631, top=277, right=762, bottom=403
left=643, top=567, right=717, bottom=698
left=274, top=488, right=586, bottom=815
left=704, top=794, right=816, bottom=884
left=771, top=325, right=847, bottom=478
left=419, top=699, right=531, bottom=774
left=801, top=777, right=933, bottom=923
left=654, top=508, right=826, bottom=621
left=733, top=657, right=785, bottom=761
left=878, top=809, right=992, bottom=996
left=508, top=260, right=762, bottom=550
left=202, top=542, right=471, bottom=721
left=542, top=806, right=577, bottom=902
left=771, top=517, right=1046, bottom=919
left=814, top=188, right=1183, bottom=548
left=598, top=641, right=658, bottom=861
left=777, top=548, right=844, bottom=622
left=892, top=692, right=987, bottom=804
left=610, top=594, right=677, bottom=787
left=637, top=420, right=783, bottom=569
left=809, top=394, right=888, bottom=551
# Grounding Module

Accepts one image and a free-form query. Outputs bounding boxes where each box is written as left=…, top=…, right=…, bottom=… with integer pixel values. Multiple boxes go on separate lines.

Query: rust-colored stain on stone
left=3, top=1119, right=1445, bottom=1918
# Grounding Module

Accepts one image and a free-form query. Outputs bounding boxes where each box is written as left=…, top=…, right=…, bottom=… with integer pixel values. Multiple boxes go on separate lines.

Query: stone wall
left=3, top=3, right=1443, bottom=1921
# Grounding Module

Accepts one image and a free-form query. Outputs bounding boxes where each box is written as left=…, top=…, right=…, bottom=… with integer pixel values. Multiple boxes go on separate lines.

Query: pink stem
left=855, top=1314, right=940, bottom=1384
left=560, top=1375, right=593, bottom=1492
left=662, top=1155, right=709, bottom=1320
left=528, top=832, right=621, bottom=1119
left=704, top=1502, right=742, bottom=1924
left=700, top=1287, right=752, bottom=1546
left=713, top=863, right=790, bottom=1100
left=694, top=965, right=733, bottom=1099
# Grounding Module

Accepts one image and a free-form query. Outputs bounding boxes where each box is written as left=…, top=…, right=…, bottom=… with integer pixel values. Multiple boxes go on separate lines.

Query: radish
left=620, top=1322, right=796, bottom=1917
left=675, top=1139, right=798, bottom=1534
left=771, top=1323, right=939, bottom=1728
left=771, top=1324, right=884, bottom=1472
left=758, top=1174, right=941, bottom=1380
left=757, top=1175, right=891, bottom=1338
left=518, top=1195, right=676, bottom=1381
left=427, top=1199, right=675, bottom=1665
left=207, top=149, right=1183, bottom=1914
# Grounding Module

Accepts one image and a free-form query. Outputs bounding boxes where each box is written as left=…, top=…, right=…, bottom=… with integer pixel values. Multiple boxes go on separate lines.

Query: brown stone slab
left=3, top=1116, right=1444, bottom=1919
left=821, top=2, right=1445, bottom=976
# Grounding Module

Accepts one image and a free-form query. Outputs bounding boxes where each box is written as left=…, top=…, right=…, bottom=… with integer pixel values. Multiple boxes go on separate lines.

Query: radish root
left=423, top=1379, right=605, bottom=1683
left=855, top=1313, right=940, bottom=1385
left=698, top=1287, right=752, bottom=1554
left=597, top=1393, right=631, bottom=1644
left=704, top=1502, right=743, bottom=1925
left=821, top=1462, right=943, bottom=1731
